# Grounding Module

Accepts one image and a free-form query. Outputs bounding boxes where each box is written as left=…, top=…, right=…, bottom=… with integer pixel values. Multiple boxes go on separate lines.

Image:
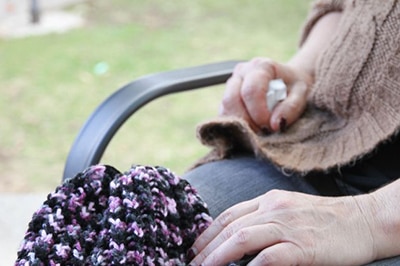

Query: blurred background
left=0, top=0, right=310, bottom=263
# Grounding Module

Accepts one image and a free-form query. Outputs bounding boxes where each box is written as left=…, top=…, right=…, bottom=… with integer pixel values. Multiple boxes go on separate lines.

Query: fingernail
left=187, top=248, right=196, bottom=261
left=279, top=118, right=287, bottom=132
left=261, top=127, right=270, bottom=135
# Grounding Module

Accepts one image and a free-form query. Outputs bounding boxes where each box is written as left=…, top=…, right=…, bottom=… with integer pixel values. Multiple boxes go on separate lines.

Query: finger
left=191, top=199, right=259, bottom=258
left=200, top=224, right=283, bottom=266
left=270, top=81, right=308, bottom=132
left=240, top=69, right=272, bottom=129
left=228, top=58, right=277, bottom=131
left=238, top=58, right=299, bottom=131
left=247, top=242, right=307, bottom=266
left=220, top=75, right=246, bottom=116
left=220, top=75, right=260, bottom=130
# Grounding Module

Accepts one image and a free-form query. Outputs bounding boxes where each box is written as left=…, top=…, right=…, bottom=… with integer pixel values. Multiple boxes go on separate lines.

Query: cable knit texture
left=15, top=165, right=211, bottom=265
left=196, top=0, right=400, bottom=173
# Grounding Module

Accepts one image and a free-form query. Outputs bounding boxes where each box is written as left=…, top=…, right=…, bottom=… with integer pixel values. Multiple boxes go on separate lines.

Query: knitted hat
left=15, top=165, right=211, bottom=265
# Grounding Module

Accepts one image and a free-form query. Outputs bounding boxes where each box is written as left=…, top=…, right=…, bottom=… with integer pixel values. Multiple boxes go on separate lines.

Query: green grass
left=0, top=0, right=311, bottom=192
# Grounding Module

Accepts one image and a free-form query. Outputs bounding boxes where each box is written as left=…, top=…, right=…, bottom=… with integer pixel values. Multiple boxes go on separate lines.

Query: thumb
left=269, top=81, right=308, bottom=132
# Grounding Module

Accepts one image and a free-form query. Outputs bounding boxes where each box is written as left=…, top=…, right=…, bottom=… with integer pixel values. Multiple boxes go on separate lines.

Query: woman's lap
left=183, top=154, right=340, bottom=218
left=183, top=154, right=400, bottom=265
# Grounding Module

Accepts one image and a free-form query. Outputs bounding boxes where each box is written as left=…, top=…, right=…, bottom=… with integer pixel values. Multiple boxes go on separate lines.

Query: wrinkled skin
left=219, top=57, right=312, bottom=133
left=190, top=190, right=378, bottom=266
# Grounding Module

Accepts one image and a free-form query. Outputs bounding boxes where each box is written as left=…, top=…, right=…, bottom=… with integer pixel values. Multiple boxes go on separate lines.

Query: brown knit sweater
left=196, top=0, right=400, bottom=173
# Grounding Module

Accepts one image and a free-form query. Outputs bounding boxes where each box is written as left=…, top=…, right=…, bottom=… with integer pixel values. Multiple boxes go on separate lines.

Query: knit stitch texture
left=196, top=0, right=400, bottom=173
left=15, top=165, right=211, bottom=265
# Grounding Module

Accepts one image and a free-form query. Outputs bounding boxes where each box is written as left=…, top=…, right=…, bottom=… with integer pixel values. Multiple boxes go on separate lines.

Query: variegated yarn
left=15, top=165, right=211, bottom=265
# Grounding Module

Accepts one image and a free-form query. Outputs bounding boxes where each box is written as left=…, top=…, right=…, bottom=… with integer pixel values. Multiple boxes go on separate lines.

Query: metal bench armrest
left=63, top=60, right=240, bottom=180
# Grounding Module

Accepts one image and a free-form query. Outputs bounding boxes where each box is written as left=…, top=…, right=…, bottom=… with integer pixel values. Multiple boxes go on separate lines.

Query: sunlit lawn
left=0, top=0, right=311, bottom=192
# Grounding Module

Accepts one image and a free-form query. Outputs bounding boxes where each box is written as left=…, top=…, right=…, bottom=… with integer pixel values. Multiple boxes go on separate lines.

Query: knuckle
left=221, top=94, right=234, bottom=110
left=250, top=57, right=264, bottom=65
left=233, top=228, right=251, bottom=246
left=259, top=58, right=277, bottom=73
left=216, top=209, right=234, bottom=227
left=257, top=250, right=279, bottom=265
left=247, top=58, right=277, bottom=77
left=284, top=100, right=301, bottom=114
left=240, top=84, right=257, bottom=101
left=222, top=224, right=236, bottom=241
left=264, top=189, right=284, bottom=198
left=295, top=80, right=308, bottom=94
left=233, top=62, right=245, bottom=74
left=226, top=76, right=237, bottom=85
left=263, top=190, right=294, bottom=211
left=271, top=198, right=293, bottom=211
left=220, top=96, right=239, bottom=114
left=251, top=57, right=274, bottom=66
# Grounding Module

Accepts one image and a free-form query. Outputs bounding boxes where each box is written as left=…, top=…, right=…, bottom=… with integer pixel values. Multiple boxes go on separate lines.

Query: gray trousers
left=183, top=155, right=400, bottom=266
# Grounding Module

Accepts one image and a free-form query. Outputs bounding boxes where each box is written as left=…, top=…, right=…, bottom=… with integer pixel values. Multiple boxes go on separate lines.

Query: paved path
left=0, top=0, right=84, bottom=38
left=0, top=193, right=48, bottom=265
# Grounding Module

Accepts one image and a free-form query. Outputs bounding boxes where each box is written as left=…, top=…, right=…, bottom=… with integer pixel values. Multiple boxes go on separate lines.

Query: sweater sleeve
left=299, top=0, right=346, bottom=46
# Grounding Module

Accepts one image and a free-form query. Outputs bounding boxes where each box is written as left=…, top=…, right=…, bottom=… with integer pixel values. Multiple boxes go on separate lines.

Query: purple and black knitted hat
left=15, top=165, right=212, bottom=265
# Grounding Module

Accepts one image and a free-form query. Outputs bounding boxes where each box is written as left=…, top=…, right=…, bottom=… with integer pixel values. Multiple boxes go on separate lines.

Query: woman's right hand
left=219, top=57, right=313, bottom=133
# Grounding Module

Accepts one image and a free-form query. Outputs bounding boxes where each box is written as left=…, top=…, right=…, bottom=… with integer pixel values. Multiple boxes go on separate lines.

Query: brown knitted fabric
left=196, top=0, right=400, bottom=173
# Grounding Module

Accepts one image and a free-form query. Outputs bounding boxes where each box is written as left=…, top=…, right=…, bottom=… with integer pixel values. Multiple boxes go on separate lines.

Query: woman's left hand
left=189, top=189, right=378, bottom=266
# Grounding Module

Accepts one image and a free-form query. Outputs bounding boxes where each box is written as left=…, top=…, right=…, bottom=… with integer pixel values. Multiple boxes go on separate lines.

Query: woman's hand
left=220, top=57, right=313, bottom=133
left=219, top=11, right=343, bottom=133
left=189, top=190, right=379, bottom=266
